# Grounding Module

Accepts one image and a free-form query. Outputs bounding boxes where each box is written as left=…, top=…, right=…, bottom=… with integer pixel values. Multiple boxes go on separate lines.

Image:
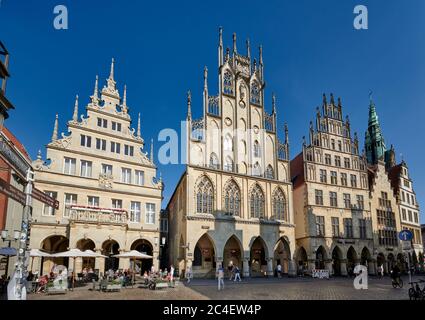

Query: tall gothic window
left=254, top=140, right=260, bottom=157
left=250, top=184, right=265, bottom=218
left=224, top=180, right=241, bottom=216
left=273, top=188, right=287, bottom=221
left=209, top=153, right=219, bottom=169
left=223, top=71, right=234, bottom=95
left=266, top=165, right=274, bottom=179
left=224, top=135, right=233, bottom=151
left=250, top=81, right=260, bottom=104
left=196, top=176, right=214, bottom=214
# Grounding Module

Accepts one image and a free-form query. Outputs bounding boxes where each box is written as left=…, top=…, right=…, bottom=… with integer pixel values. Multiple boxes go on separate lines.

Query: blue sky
left=1, top=0, right=424, bottom=221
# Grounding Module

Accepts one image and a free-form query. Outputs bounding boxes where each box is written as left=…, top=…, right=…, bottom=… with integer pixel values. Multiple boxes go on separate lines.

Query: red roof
left=2, top=126, right=31, bottom=162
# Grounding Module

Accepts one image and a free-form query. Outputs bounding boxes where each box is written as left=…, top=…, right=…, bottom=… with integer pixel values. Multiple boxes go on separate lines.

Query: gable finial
left=137, top=112, right=141, bottom=138
left=187, top=90, right=192, bottom=120
left=52, top=114, right=59, bottom=142
left=37, top=149, right=42, bottom=160
left=122, top=85, right=128, bottom=113
left=72, top=94, right=79, bottom=122
left=272, top=93, right=276, bottom=114
left=204, top=66, right=208, bottom=90
left=246, top=38, right=251, bottom=60
left=109, top=58, right=115, bottom=80
left=232, top=33, right=237, bottom=54
left=91, top=75, right=99, bottom=105
left=150, top=138, right=154, bottom=163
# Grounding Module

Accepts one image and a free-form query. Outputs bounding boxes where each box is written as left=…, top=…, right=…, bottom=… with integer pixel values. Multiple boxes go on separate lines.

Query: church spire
left=365, top=93, right=387, bottom=165
left=72, top=94, right=79, bottom=122
left=52, top=114, right=59, bottom=142
left=137, top=112, right=141, bottom=138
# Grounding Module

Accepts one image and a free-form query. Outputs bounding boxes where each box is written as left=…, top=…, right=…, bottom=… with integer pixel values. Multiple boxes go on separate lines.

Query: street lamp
left=1, top=229, right=21, bottom=277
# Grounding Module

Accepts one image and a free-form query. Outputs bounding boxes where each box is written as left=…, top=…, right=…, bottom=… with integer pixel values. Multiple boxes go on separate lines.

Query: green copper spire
left=365, top=93, right=387, bottom=165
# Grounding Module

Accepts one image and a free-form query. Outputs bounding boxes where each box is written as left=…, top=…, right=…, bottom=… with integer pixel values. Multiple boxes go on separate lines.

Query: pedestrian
left=378, top=264, right=384, bottom=279
left=186, top=265, right=193, bottom=284
left=217, top=264, right=224, bottom=290
left=170, top=265, right=175, bottom=286
left=234, top=266, right=241, bottom=282
left=228, top=261, right=234, bottom=281
left=277, top=263, right=282, bottom=278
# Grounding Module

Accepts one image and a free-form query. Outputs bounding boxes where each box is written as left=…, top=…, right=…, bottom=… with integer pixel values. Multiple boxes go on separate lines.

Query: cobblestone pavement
left=27, top=275, right=421, bottom=300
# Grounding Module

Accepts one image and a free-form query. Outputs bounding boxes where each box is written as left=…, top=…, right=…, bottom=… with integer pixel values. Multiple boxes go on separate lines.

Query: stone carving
left=99, top=173, right=113, bottom=189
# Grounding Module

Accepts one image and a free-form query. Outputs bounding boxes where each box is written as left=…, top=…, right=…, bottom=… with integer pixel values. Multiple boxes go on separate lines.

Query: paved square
left=26, top=275, right=422, bottom=300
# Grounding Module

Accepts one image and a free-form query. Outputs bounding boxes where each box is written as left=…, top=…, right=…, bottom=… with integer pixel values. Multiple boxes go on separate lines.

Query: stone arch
left=296, top=247, right=308, bottom=272
left=279, top=163, right=288, bottom=182
left=346, top=246, right=358, bottom=276
left=249, top=236, right=269, bottom=277
left=223, top=235, right=243, bottom=275
left=76, top=238, right=96, bottom=271
left=131, top=239, right=154, bottom=274
left=274, top=237, right=291, bottom=274
left=315, top=245, right=328, bottom=269
left=40, top=235, right=69, bottom=275
left=331, top=246, right=343, bottom=276
left=102, top=239, right=120, bottom=272
left=239, top=162, right=247, bottom=174
left=193, top=233, right=216, bottom=277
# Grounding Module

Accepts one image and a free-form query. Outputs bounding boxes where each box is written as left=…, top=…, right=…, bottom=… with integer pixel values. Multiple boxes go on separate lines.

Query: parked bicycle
left=408, top=279, right=425, bottom=300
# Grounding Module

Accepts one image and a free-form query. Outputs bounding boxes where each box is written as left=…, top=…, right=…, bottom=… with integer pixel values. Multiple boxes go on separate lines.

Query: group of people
left=142, top=265, right=175, bottom=285
left=215, top=261, right=242, bottom=290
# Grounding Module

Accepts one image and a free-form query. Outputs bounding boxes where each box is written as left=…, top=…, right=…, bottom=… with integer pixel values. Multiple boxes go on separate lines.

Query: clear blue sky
left=1, top=0, right=424, bottom=221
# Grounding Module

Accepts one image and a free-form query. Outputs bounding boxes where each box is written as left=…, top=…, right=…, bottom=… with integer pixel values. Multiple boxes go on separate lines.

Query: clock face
left=225, top=118, right=232, bottom=126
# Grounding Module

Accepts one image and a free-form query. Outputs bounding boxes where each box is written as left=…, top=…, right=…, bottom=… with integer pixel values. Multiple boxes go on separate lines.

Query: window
left=335, top=156, right=341, bottom=167
left=320, top=170, right=327, bottom=183
left=88, top=196, right=99, bottom=207
left=330, top=192, right=338, bottom=207
left=331, top=217, right=339, bottom=237
left=64, top=193, right=77, bottom=217
left=330, top=171, right=337, bottom=185
left=402, top=192, right=406, bottom=202
left=80, top=134, right=92, bottom=148
left=121, top=168, right=131, bottom=184
left=344, top=218, right=353, bottom=238
left=135, top=170, right=144, bottom=186
left=412, top=195, right=415, bottom=206
left=407, top=194, right=410, bottom=204
left=130, top=201, right=141, bottom=223
left=253, top=141, right=260, bottom=157
left=112, top=199, right=122, bottom=209
left=402, top=208, right=407, bottom=220
left=316, top=216, right=325, bottom=236
left=325, top=154, right=331, bottom=165
left=112, top=121, right=122, bottom=132
left=343, top=194, right=351, bottom=209
left=111, top=142, right=121, bottom=154
left=196, top=176, right=214, bottom=214
left=250, top=81, right=261, bottom=104
left=414, top=212, right=418, bottom=223
left=359, top=219, right=367, bottom=239
left=315, top=190, right=323, bottom=205
left=96, top=138, right=106, bottom=151
left=253, top=162, right=261, bottom=177
left=223, top=70, right=234, bottom=95
left=341, top=173, right=348, bottom=186
left=97, top=118, right=107, bottom=128
left=266, top=165, right=274, bottom=179
left=404, top=179, right=410, bottom=188
left=331, top=139, right=335, bottom=150
left=146, top=203, right=156, bottom=224
left=250, top=184, right=265, bottom=218
left=80, top=160, right=92, bottom=178
left=64, top=157, right=76, bottom=175
left=272, top=188, right=286, bottom=221
left=42, top=191, right=57, bottom=216
left=350, top=174, right=357, bottom=188
left=357, top=195, right=364, bottom=210
left=338, top=141, right=342, bottom=151
left=101, top=164, right=113, bottom=176
left=224, top=157, right=234, bottom=172
left=408, top=210, right=413, bottom=222
left=344, top=158, right=350, bottom=169
left=124, top=145, right=134, bottom=156
left=224, top=135, right=233, bottom=151
left=160, top=219, right=168, bottom=233
left=209, top=153, right=219, bottom=169
left=224, top=180, right=241, bottom=216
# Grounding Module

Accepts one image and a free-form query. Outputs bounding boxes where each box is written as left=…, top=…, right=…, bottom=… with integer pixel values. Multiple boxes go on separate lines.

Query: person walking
left=277, top=263, right=282, bottom=278
left=169, top=265, right=175, bottom=287
left=217, top=264, right=224, bottom=290
left=186, top=265, right=193, bottom=284
left=234, top=266, right=241, bottom=282
left=378, top=264, right=384, bottom=279
left=228, top=261, right=234, bottom=281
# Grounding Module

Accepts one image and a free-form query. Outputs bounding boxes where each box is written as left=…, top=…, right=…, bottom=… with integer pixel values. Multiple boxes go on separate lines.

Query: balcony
left=68, top=205, right=128, bottom=225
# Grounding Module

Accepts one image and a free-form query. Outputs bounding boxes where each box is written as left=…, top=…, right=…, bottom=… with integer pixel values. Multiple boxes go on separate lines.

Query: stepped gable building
left=29, top=59, right=163, bottom=275
left=365, top=96, right=423, bottom=265
left=291, top=94, right=374, bottom=276
left=166, top=28, right=296, bottom=279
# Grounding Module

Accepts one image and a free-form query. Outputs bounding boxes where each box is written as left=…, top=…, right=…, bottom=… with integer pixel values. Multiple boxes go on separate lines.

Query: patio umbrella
left=84, top=249, right=107, bottom=258
left=29, top=249, right=51, bottom=272
left=51, top=249, right=93, bottom=289
left=113, top=250, right=153, bottom=284
left=0, top=247, right=17, bottom=256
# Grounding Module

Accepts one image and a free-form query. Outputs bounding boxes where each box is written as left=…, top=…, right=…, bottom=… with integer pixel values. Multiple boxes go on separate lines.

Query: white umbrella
left=113, top=250, right=153, bottom=284
left=29, top=249, right=52, bottom=272
left=84, top=250, right=107, bottom=258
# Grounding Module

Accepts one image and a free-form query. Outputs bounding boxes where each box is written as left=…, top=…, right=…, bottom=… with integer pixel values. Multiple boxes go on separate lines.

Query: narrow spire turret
left=137, top=113, right=141, bottom=138
left=109, top=58, right=115, bottom=80
left=52, top=114, right=59, bottom=142
left=91, top=75, right=99, bottom=105
left=218, top=27, right=223, bottom=67
left=272, top=93, right=276, bottom=114
left=150, top=138, right=154, bottom=163
left=72, top=95, right=79, bottom=122
left=246, top=39, right=251, bottom=60
left=232, top=33, right=237, bottom=54
left=187, top=90, right=192, bottom=120
left=122, top=85, right=128, bottom=113
left=284, top=123, right=289, bottom=145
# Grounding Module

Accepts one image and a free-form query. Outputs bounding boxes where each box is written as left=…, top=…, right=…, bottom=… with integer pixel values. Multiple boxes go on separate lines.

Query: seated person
left=27, top=271, right=34, bottom=282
